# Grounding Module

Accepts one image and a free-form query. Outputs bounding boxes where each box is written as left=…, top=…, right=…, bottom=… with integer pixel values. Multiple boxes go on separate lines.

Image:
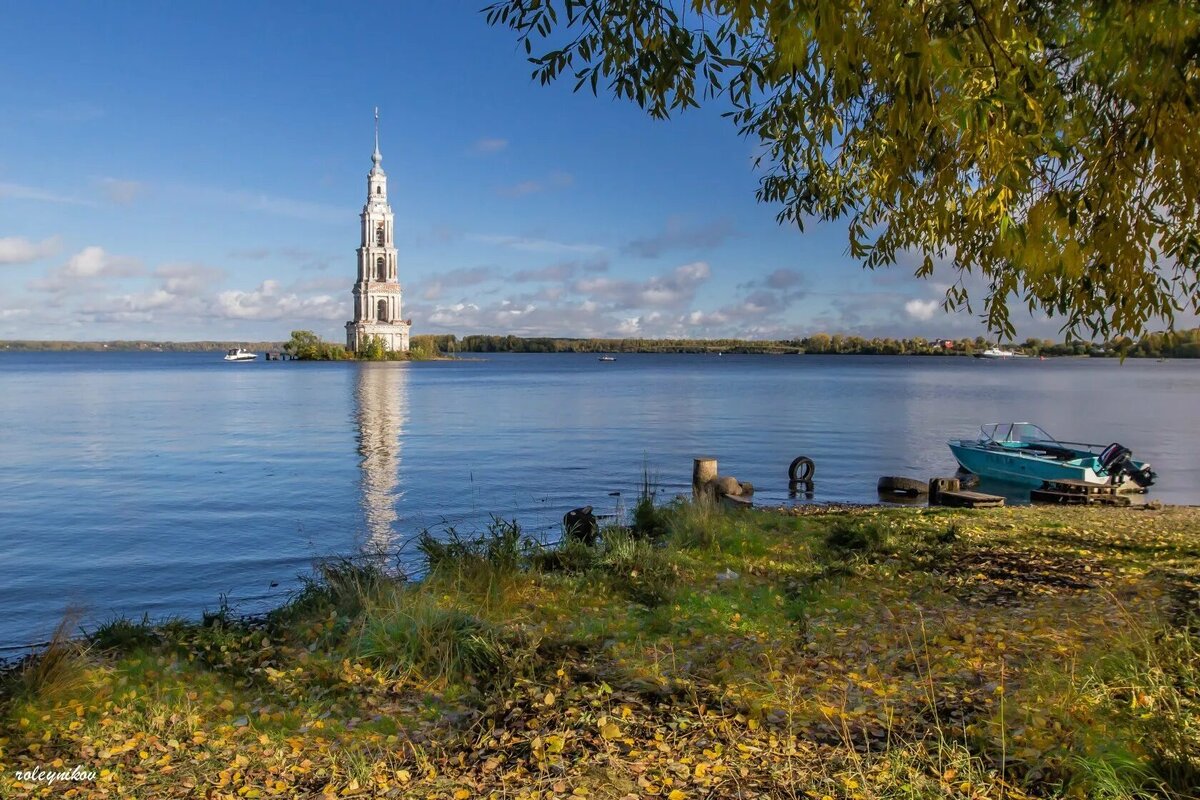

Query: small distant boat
left=597, top=355, right=617, bottom=362
left=974, top=347, right=1028, bottom=359
left=223, top=348, right=257, bottom=362
left=948, top=423, right=1155, bottom=490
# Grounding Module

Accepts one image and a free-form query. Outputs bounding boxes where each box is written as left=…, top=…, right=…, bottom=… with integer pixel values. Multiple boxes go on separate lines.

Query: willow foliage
left=485, top=0, right=1200, bottom=339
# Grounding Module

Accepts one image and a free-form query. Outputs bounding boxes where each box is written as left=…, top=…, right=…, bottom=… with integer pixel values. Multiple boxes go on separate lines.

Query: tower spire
left=372, top=107, right=382, bottom=168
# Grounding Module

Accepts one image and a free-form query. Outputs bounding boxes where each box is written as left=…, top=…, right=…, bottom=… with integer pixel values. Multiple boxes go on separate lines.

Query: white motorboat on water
left=974, top=347, right=1027, bottom=359
left=598, top=355, right=616, bottom=362
left=223, top=348, right=257, bottom=362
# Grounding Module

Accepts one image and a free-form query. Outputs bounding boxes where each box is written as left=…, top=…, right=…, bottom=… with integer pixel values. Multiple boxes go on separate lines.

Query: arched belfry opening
left=376, top=256, right=386, bottom=281
left=376, top=224, right=385, bottom=246
left=377, top=298, right=388, bottom=322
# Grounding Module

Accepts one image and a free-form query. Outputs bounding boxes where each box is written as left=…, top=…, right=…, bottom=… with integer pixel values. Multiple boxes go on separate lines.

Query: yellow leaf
left=544, top=691, right=556, bottom=706
left=668, top=791, right=687, bottom=800
left=219, top=699, right=235, bottom=712
left=455, top=790, right=471, bottom=800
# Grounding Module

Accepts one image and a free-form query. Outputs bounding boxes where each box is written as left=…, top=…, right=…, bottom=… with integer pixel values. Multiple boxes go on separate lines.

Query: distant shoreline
left=2, top=340, right=1194, bottom=359
left=4, top=326, right=1199, bottom=359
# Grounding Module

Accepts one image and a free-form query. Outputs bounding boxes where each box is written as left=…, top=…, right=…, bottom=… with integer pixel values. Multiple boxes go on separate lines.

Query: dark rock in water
left=563, top=506, right=599, bottom=545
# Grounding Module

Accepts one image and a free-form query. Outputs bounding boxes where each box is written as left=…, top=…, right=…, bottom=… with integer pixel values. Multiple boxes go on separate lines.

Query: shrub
left=824, top=519, right=884, bottom=553
left=88, top=615, right=158, bottom=653
left=358, top=600, right=503, bottom=683
left=529, top=537, right=599, bottom=574
left=631, top=470, right=669, bottom=539
left=417, top=517, right=530, bottom=578
left=600, top=530, right=678, bottom=607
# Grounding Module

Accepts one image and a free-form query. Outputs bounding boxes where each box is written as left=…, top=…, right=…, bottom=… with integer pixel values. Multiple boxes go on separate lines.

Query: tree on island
left=485, top=0, right=1200, bottom=341
left=283, top=330, right=352, bottom=361
left=358, top=335, right=388, bottom=361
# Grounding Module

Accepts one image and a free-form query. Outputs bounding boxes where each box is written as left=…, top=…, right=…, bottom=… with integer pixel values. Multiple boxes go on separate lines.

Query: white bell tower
left=346, top=107, right=411, bottom=353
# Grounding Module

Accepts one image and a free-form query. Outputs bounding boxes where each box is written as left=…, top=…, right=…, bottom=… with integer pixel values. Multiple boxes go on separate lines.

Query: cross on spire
left=372, top=106, right=382, bottom=167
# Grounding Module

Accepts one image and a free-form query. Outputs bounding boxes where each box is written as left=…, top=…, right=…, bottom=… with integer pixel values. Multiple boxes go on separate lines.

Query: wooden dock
left=1030, top=478, right=1133, bottom=506
left=934, top=490, right=1006, bottom=508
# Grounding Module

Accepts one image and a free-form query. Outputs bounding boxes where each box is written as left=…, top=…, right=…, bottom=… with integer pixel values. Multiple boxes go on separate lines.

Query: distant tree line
left=6, top=328, right=1197, bottom=358
left=0, top=340, right=285, bottom=352
left=449, top=330, right=1200, bottom=358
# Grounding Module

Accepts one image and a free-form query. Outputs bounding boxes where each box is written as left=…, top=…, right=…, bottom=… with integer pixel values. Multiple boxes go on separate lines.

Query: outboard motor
left=1098, top=443, right=1156, bottom=487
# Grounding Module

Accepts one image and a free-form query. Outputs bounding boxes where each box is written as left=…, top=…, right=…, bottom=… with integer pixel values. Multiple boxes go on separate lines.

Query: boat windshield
left=980, top=423, right=1058, bottom=446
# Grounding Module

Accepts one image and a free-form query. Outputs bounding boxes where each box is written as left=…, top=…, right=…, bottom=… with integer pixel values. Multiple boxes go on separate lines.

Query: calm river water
left=1, top=351, right=1197, bottom=648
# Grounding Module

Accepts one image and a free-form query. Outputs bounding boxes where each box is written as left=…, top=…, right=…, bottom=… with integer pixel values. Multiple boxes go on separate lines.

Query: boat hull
left=948, top=441, right=1143, bottom=488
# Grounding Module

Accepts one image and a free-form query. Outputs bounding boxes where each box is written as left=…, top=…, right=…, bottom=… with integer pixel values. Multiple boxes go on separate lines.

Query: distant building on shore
left=346, top=108, right=411, bottom=353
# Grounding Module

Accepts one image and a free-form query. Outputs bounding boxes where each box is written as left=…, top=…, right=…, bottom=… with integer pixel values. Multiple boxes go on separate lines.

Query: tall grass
left=1076, top=619, right=1200, bottom=796
left=417, top=517, right=528, bottom=577
left=357, top=593, right=504, bottom=684
left=270, top=557, right=390, bottom=630
left=1, top=606, right=88, bottom=706
left=599, top=529, right=678, bottom=607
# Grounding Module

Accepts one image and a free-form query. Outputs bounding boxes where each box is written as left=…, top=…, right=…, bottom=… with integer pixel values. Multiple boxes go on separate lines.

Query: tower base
left=346, top=320, right=411, bottom=353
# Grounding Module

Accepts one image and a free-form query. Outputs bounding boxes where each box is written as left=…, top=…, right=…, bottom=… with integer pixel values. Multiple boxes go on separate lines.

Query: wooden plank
left=1031, top=489, right=1089, bottom=505
left=1041, top=479, right=1118, bottom=495
left=936, top=490, right=1005, bottom=508
left=1032, top=489, right=1132, bottom=506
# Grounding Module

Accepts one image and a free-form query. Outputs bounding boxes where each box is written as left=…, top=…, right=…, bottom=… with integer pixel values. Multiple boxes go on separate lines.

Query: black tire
left=789, top=479, right=814, bottom=495
left=877, top=476, right=928, bottom=496
left=788, top=456, right=815, bottom=483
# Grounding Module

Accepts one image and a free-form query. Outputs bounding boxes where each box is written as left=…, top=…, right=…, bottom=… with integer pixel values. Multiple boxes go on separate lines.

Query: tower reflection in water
left=353, top=363, right=409, bottom=556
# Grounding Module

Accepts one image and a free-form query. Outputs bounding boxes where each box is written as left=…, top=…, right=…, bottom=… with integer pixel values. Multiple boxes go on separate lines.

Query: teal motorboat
left=948, top=423, right=1155, bottom=490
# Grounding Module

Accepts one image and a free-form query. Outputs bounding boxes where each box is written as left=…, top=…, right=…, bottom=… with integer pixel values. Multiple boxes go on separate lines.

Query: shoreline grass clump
left=3, top=504, right=1200, bottom=799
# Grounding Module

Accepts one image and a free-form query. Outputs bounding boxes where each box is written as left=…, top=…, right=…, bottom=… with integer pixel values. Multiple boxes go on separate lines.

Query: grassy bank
left=2, top=503, right=1198, bottom=798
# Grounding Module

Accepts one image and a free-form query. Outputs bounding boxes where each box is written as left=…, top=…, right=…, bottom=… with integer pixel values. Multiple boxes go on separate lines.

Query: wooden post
left=929, top=477, right=961, bottom=505
left=693, top=457, right=718, bottom=502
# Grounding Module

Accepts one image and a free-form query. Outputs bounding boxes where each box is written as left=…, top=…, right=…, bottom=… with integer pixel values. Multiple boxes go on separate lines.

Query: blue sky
left=0, top=1, right=1157, bottom=342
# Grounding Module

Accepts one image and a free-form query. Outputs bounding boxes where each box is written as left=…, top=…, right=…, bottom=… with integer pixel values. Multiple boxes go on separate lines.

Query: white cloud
left=419, top=266, right=495, bottom=301
left=471, top=137, right=508, bottom=154
left=98, top=177, right=144, bottom=205
left=472, top=234, right=605, bottom=255
left=764, top=268, right=804, bottom=290
left=511, top=257, right=608, bottom=282
left=63, top=246, right=141, bottom=278
left=623, top=216, right=737, bottom=258
left=904, top=298, right=940, bottom=321
left=574, top=261, right=712, bottom=310
left=154, top=263, right=226, bottom=294
left=30, top=246, right=143, bottom=292
left=0, top=236, right=60, bottom=265
left=213, top=280, right=344, bottom=321
left=0, top=181, right=97, bottom=207
left=176, top=185, right=347, bottom=224
left=496, top=171, right=574, bottom=197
